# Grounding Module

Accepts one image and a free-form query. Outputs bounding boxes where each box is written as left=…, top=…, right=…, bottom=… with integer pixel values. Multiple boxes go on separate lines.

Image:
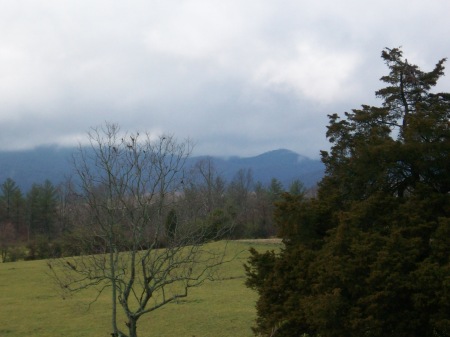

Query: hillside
left=198, top=149, right=324, bottom=188
left=0, top=146, right=324, bottom=191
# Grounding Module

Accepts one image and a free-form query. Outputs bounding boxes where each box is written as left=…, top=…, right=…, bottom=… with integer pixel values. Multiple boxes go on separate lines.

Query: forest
left=0, top=161, right=305, bottom=262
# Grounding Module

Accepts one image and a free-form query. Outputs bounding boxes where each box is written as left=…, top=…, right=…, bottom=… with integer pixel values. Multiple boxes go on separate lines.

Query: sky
left=1, top=0, right=449, bottom=159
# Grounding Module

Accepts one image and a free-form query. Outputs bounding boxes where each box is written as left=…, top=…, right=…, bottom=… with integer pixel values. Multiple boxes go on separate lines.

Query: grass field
left=0, top=240, right=281, bottom=337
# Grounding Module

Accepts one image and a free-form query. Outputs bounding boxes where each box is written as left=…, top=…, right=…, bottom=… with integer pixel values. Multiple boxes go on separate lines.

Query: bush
left=2, top=245, right=27, bottom=262
left=25, top=236, right=61, bottom=260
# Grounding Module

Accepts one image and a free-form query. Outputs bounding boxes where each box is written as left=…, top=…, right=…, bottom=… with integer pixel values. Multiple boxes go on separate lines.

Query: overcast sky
left=1, top=0, right=449, bottom=158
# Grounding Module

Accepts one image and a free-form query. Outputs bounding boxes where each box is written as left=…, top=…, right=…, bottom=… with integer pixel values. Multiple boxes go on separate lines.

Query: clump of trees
left=0, top=178, right=61, bottom=261
left=245, top=48, right=450, bottom=337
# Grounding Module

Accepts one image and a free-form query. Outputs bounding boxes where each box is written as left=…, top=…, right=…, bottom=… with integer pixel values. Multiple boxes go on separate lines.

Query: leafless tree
left=183, top=157, right=227, bottom=220
left=48, top=122, right=233, bottom=337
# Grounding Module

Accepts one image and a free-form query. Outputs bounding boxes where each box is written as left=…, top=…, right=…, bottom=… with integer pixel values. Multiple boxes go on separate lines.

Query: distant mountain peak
left=254, top=148, right=310, bottom=163
left=0, top=147, right=324, bottom=191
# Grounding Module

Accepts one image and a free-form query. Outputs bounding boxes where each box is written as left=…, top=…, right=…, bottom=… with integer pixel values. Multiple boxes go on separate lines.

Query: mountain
left=194, top=149, right=324, bottom=188
left=0, top=146, right=324, bottom=192
left=0, top=146, right=75, bottom=192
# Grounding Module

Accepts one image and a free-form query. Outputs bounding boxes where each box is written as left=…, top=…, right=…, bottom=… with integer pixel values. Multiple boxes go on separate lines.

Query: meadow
left=0, top=240, right=281, bottom=337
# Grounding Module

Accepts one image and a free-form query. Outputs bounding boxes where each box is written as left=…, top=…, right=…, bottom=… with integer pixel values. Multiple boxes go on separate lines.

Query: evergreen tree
left=165, top=209, right=178, bottom=241
left=268, top=178, right=284, bottom=203
left=26, top=180, right=58, bottom=239
left=0, top=178, right=25, bottom=239
left=288, top=179, right=305, bottom=196
left=246, top=48, right=450, bottom=337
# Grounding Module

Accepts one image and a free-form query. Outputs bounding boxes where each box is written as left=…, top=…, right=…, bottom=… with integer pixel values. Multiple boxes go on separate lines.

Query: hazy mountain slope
left=0, top=147, right=324, bottom=192
left=0, top=146, right=75, bottom=192
left=195, top=149, right=324, bottom=188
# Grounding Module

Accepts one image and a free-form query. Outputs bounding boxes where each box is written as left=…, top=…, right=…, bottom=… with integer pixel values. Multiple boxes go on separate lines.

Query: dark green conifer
left=245, top=48, right=450, bottom=337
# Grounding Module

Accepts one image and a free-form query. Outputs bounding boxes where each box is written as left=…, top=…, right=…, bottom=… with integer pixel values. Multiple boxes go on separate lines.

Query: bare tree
left=49, top=123, right=232, bottom=337
left=227, top=168, right=254, bottom=237
left=183, top=157, right=227, bottom=218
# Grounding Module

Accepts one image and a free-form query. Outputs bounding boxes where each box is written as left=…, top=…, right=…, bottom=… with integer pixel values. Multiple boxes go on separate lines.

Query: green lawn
left=0, top=240, right=281, bottom=337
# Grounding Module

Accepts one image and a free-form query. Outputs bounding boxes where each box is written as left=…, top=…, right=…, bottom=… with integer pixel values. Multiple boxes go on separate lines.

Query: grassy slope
left=0, top=240, right=281, bottom=337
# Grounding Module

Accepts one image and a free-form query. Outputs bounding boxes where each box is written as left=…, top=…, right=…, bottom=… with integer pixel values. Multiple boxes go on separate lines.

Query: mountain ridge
left=0, top=146, right=324, bottom=192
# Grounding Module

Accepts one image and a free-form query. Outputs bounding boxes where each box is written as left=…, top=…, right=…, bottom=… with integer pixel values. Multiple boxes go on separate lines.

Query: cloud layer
left=1, top=0, right=449, bottom=158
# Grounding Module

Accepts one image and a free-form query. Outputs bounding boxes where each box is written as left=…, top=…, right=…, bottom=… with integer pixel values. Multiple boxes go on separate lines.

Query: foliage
left=0, top=222, right=17, bottom=261
left=268, top=178, right=284, bottom=203
left=246, top=48, right=450, bottom=337
left=25, top=235, right=62, bottom=260
left=165, top=208, right=178, bottom=241
left=26, top=180, right=59, bottom=239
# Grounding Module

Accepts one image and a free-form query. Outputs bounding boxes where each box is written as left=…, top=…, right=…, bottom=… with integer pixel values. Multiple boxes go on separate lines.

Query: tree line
left=0, top=156, right=307, bottom=262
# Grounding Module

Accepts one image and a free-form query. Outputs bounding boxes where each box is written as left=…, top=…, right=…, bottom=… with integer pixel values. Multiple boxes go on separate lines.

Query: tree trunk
left=110, top=248, right=119, bottom=336
left=127, top=316, right=138, bottom=337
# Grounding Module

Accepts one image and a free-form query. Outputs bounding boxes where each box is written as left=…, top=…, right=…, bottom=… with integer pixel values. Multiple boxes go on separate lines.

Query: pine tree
left=26, top=180, right=58, bottom=239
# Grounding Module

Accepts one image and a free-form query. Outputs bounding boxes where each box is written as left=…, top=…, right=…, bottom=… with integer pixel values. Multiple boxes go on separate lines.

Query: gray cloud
left=1, top=0, right=449, bottom=158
